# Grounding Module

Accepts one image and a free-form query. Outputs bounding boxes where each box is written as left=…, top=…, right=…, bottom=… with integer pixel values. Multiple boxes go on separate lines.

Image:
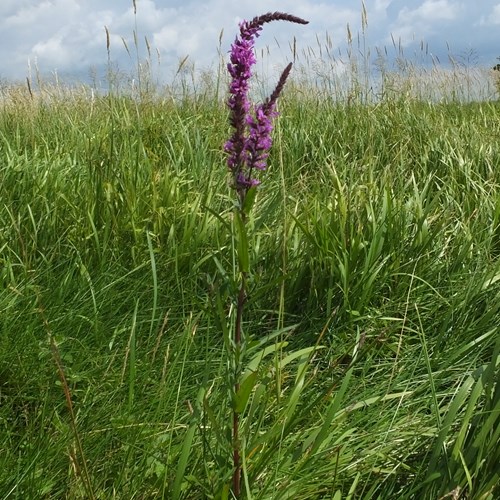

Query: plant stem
left=233, top=271, right=246, bottom=497
left=35, top=291, right=95, bottom=500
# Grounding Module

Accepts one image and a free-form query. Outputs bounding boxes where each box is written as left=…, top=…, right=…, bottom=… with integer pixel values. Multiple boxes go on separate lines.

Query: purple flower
left=245, top=104, right=275, bottom=170
left=225, top=12, right=308, bottom=201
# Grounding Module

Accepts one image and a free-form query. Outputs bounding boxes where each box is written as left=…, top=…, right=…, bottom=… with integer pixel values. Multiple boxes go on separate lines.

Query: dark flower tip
left=245, top=12, right=309, bottom=34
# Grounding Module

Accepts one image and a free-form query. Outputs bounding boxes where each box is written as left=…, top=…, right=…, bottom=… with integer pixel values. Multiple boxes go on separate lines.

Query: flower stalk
left=224, top=12, right=308, bottom=497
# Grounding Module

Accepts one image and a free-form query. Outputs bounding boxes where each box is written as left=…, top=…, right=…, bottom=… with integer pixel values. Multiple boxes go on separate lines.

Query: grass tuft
left=1, top=41, right=499, bottom=499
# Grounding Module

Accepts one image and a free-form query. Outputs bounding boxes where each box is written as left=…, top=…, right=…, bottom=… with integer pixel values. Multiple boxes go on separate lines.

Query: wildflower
left=225, top=12, right=308, bottom=199
left=224, top=13, right=309, bottom=498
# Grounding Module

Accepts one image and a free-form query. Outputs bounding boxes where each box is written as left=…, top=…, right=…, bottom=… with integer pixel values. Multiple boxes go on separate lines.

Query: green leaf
left=242, top=186, right=258, bottom=216
left=234, top=210, right=249, bottom=273
left=278, top=346, right=324, bottom=369
left=243, top=341, right=289, bottom=380
left=283, top=352, right=313, bottom=426
left=172, top=421, right=196, bottom=500
left=309, top=366, right=354, bottom=456
left=245, top=325, right=297, bottom=357
left=234, top=370, right=258, bottom=413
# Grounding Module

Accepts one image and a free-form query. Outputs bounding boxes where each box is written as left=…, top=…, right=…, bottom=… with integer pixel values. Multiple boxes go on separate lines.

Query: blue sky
left=1, top=0, right=499, bottom=85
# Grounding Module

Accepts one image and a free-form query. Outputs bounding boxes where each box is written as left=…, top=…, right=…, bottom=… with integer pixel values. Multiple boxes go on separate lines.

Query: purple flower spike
left=225, top=12, right=308, bottom=202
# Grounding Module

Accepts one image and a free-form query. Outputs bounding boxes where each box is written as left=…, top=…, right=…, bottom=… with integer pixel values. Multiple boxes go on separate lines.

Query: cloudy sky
left=1, top=0, right=499, bottom=85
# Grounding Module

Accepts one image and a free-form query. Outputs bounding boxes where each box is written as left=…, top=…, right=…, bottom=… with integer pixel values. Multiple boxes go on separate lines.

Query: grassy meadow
left=1, top=62, right=500, bottom=499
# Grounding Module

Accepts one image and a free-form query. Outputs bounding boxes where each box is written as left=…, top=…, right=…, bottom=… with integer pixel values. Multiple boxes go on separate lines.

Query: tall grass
left=1, top=22, right=499, bottom=500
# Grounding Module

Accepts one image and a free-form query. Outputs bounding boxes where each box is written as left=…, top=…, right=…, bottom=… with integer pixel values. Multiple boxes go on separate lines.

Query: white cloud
left=5, top=0, right=81, bottom=27
left=385, top=0, right=462, bottom=49
left=0, top=0, right=499, bottom=83
left=481, top=3, right=500, bottom=25
left=0, top=0, right=39, bottom=17
left=494, top=4, right=500, bottom=22
left=406, top=0, right=458, bottom=21
left=32, top=36, right=69, bottom=67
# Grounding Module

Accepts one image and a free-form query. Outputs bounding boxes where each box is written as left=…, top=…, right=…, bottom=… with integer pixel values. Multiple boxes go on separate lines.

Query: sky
left=1, top=0, right=499, bottom=86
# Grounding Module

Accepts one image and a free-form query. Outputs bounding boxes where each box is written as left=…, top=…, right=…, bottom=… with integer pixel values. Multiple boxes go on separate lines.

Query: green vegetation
left=1, top=76, right=499, bottom=499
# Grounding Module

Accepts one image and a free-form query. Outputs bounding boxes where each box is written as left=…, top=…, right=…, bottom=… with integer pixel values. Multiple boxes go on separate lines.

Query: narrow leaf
left=235, top=210, right=250, bottom=273
left=235, top=370, right=259, bottom=414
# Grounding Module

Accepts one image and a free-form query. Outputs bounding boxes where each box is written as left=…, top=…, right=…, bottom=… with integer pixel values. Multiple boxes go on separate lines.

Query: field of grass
left=1, top=70, right=499, bottom=499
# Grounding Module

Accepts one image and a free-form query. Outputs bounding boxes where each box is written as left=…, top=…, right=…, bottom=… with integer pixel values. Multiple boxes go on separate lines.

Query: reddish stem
left=232, top=274, right=246, bottom=496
